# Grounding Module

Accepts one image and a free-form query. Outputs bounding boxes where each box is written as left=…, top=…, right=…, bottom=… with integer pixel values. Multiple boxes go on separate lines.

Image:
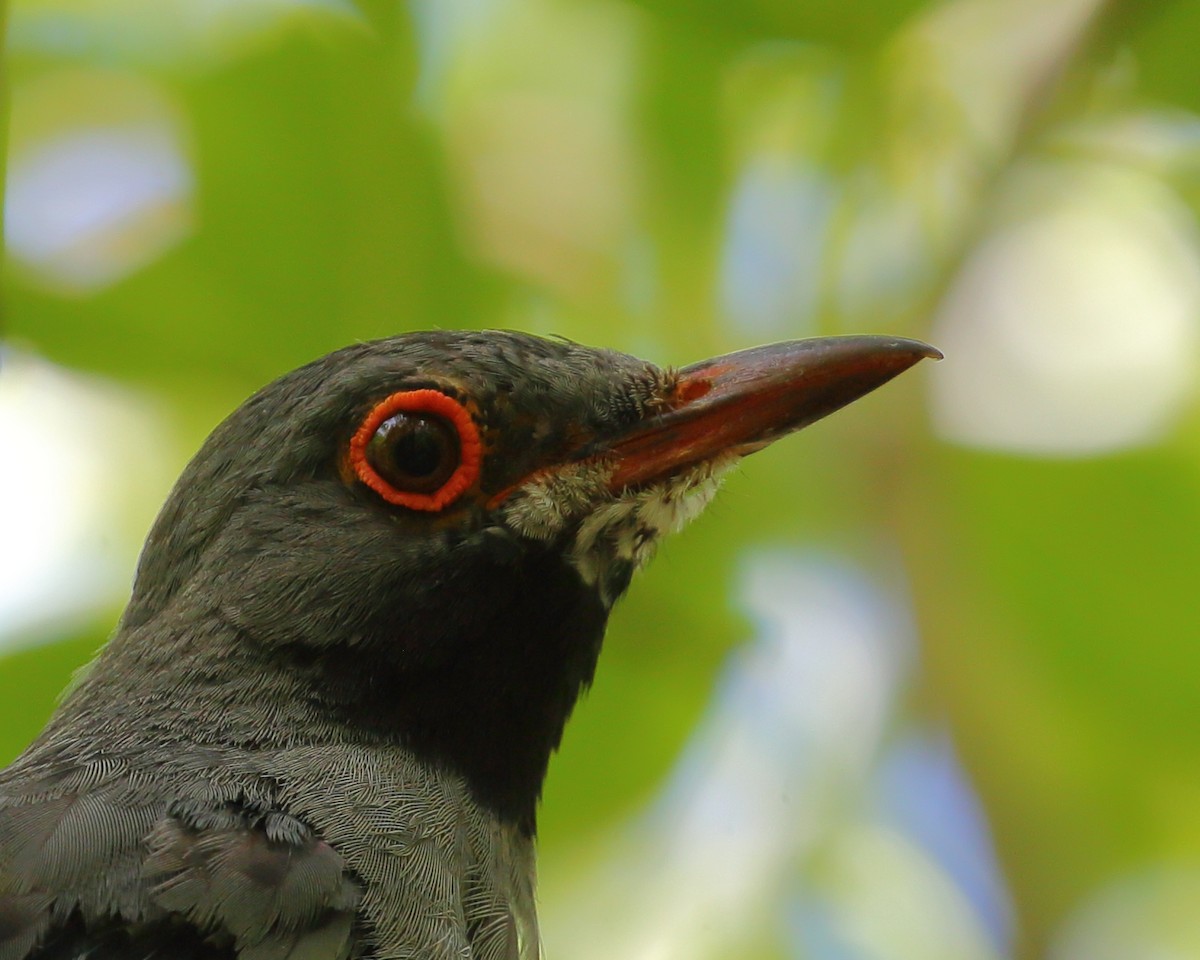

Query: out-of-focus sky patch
left=0, top=352, right=174, bottom=652
left=5, top=69, right=194, bottom=295
left=543, top=552, right=1006, bottom=960
left=871, top=734, right=1014, bottom=953
left=719, top=158, right=833, bottom=338
left=716, top=42, right=840, bottom=340
left=930, top=159, right=1200, bottom=455
left=8, top=0, right=363, bottom=69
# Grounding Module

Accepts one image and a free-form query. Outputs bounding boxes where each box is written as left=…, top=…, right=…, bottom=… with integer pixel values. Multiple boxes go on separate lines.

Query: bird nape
left=0, top=330, right=938, bottom=960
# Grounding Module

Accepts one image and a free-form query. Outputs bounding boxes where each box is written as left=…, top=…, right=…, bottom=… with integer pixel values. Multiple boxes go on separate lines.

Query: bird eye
left=367, top=414, right=459, bottom=494
left=349, top=389, right=482, bottom=511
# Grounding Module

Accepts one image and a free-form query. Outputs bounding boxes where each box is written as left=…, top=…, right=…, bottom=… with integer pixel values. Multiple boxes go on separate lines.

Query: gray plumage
left=0, top=332, right=658, bottom=960
left=1, top=735, right=533, bottom=959
left=0, top=329, right=935, bottom=960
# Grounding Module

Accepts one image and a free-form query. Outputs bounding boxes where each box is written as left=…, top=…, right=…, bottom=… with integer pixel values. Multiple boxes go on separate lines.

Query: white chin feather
left=501, top=453, right=734, bottom=604
left=501, top=454, right=739, bottom=602
left=571, top=456, right=735, bottom=575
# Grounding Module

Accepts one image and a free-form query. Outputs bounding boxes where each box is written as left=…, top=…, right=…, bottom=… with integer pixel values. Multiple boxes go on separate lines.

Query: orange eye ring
left=349, top=389, right=482, bottom=512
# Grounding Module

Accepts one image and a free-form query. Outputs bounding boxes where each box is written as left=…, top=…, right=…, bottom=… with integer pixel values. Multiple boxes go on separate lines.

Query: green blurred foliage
left=904, top=448, right=1200, bottom=931
left=4, top=0, right=1200, bottom=956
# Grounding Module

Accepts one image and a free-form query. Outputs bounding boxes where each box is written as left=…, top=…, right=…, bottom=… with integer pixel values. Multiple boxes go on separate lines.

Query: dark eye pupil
left=366, top=413, right=460, bottom=495
left=391, top=425, right=443, bottom=477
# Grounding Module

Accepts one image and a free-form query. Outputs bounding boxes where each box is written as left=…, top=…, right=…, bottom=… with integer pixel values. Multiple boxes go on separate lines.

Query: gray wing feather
left=0, top=775, right=361, bottom=960
left=145, top=813, right=360, bottom=959
left=2, top=744, right=537, bottom=960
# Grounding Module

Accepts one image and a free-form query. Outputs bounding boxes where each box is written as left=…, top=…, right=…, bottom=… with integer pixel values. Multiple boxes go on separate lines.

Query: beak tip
left=894, top=337, right=943, bottom=363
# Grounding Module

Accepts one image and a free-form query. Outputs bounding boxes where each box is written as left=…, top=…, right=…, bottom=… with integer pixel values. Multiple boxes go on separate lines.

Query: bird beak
left=595, top=336, right=941, bottom=491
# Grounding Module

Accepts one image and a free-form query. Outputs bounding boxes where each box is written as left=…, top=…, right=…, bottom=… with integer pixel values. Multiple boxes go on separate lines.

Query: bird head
left=95, top=330, right=936, bottom=831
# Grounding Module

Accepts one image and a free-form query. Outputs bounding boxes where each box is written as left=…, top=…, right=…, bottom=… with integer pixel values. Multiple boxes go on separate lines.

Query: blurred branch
left=905, top=0, right=1137, bottom=337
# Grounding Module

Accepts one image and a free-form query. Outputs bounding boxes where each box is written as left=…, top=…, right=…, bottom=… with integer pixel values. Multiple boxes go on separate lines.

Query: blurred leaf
left=628, top=0, right=928, bottom=48
left=1102, top=0, right=1200, bottom=113
left=8, top=22, right=487, bottom=390
left=904, top=446, right=1200, bottom=944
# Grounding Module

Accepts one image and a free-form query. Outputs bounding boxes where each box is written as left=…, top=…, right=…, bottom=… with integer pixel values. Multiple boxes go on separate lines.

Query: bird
left=0, top=329, right=938, bottom=960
